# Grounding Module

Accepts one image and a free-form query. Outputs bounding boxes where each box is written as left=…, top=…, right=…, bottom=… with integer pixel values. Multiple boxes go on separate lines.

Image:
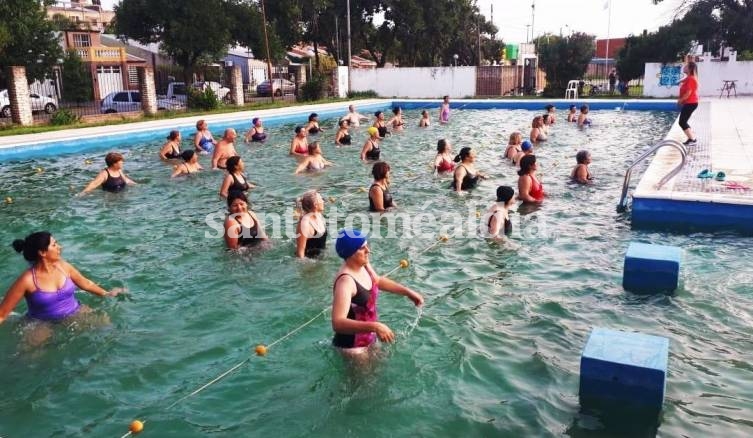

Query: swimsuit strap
left=184, top=163, right=191, bottom=173
left=30, top=265, right=68, bottom=291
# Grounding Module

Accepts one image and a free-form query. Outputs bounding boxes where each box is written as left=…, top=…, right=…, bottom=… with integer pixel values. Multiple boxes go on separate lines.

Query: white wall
left=336, top=66, right=348, bottom=98
left=644, top=59, right=753, bottom=97
left=351, top=67, right=476, bottom=98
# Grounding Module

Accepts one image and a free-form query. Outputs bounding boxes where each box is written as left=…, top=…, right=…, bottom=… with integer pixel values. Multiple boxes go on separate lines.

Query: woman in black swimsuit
left=80, top=152, right=137, bottom=195
left=570, top=150, right=593, bottom=184
left=159, top=130, right=182, bottom=161
left=224, top=193, right=267, bottom=249
left=219, top=156, right=255, bottom=199
left=305, top=113, right=323, bottom=135
left=451, top=147, right=487, bottom=193
left=171, top=150, right=203, bottom=177
left=295, top=190, right=328, bottom=258
left=369, top=161, right=396, bottom=212
left=361, top=127, right=382, bottom=161
left=485, top=185, right=516, bottom=238
left=372, top=111, right=389, bottom=138
left=335, top=119, right=352, bottom=146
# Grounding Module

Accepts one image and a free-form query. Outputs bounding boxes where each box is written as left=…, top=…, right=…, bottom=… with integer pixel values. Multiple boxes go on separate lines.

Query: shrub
left=49, top=109, right=79, bottom=126
left=300, top=72, right=327, bottom=101
left=347, top=90, right=379, bottom=99
left=187, top=87, right=220, bottom=111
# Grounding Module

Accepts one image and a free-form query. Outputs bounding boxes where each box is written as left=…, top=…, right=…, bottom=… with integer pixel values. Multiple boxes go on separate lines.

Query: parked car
left=162, top=81, right=231, bottom=103
left=0, top=89, right=58, bottom=118
left=256, top=79, right=296, bottom=97
left=100, top=90, right=185, bottom=114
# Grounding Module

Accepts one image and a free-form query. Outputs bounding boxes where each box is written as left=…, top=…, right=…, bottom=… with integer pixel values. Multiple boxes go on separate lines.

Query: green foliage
left=738, top=50, right=753, bottom=61
left=0, top=0, right=63, bottom=84
left=60, top=51, right=93, bottom=104
left=49, top=109, right=79, bottom=126
left=300, top=72, right=328, bottom=101
left=187, top=87, right=220, bottom=111
left=115, top=0, right=265, bottom=81
left=347, top=90, right=379, bottom=98
left=536, top=32, right=595, bottom=97
left=616, top=22, right=695, bottom=83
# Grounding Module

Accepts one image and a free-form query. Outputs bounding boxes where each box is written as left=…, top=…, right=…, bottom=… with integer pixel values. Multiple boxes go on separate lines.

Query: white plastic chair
left=565, top=80, right=578, bottom=99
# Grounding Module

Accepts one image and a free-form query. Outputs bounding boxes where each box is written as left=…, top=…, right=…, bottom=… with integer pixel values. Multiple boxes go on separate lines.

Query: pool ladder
left=617, top=139, right=687, bottom=212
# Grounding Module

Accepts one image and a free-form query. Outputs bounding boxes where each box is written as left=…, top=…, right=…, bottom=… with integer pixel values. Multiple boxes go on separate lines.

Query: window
left=72, top=34, right=91, bottom=48
left=133, top=92, right=141, bottom=102
left=113, top=92, right=130, bottom=102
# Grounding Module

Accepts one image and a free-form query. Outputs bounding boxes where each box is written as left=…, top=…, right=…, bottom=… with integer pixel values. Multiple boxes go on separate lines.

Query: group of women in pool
left=0, top=100, right=594, bottom=356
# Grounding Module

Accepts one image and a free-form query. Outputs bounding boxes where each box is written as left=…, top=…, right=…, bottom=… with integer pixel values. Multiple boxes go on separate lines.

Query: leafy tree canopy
left=536, top=32, right=594, bottom=97
left=0, top=0, right=63, bottom=85
left=653, top=0, right=753, bottom=52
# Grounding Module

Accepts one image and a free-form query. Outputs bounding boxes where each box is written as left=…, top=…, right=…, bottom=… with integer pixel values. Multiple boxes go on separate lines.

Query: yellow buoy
left=399, top=259, right=409, bottom=268
left=439, top=234, right=449, bottom=242
left=84, top=159, right=93, bottom=165
left=476, top=210, right=481, bottom=218
left=328, top=196, right=336, bottom=203
left=35, top=167, right=43, bottom=173
left=129, top=420, right=144, bottom=434
left=358, top=187, right=367, bottom=193
left=5, top=197, right=12, bottom=204
left=255, top=345, right=268, bottom=356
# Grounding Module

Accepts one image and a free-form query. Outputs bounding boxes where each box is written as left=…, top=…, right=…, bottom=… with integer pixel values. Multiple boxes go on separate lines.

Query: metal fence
left=476, top=65, right=548, bottom=96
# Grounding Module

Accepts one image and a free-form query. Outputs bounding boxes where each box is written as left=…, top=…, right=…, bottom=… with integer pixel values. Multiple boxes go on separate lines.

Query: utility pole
left=531, top=0, right=536, bottom=43
left=347, top=0, right=352, bottom=93
left=477, top=13, right=482, bottom=65
left=605, top=0, right=612, bottom=84
left=526, top=24, right=531, bottom=43
left=260, top=0, right=274, bottom=102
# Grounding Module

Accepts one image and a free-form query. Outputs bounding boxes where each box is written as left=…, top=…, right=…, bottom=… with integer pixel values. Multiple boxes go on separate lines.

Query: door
left=97, top=65, right=123, bottom=100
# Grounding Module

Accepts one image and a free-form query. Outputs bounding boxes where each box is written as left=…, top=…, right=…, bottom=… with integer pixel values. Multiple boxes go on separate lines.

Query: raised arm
left=0, top=274, right=30, bottom=324
left=81, top=170, right=107, bottom=194
left=64, top=261, right=118, bottom=297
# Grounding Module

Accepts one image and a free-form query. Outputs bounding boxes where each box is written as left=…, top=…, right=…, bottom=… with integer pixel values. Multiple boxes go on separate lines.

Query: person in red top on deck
left=677, top=61, right=699, bottom=146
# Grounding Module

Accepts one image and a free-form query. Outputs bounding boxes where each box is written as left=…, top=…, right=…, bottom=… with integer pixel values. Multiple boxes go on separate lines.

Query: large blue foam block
left=579, top=328, right=669, bottom=412
left=623, top=242, right=681, bottom=293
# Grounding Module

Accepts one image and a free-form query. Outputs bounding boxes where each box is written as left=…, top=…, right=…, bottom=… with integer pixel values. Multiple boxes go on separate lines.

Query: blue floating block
left=623, top=242, right=681, bottom=293
left=579, top=327, right=669, bottom=413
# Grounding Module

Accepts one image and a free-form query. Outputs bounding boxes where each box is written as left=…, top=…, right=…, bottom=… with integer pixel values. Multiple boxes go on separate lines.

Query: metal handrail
left=617, top=139, right=687, bottom=212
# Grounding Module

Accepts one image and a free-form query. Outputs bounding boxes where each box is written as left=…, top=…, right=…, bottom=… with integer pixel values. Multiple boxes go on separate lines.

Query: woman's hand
left=108, top=287, right=126, bottom=297
left=407, top=291, right=424, bottom=306
left=374, top=322, right=395, bottom=343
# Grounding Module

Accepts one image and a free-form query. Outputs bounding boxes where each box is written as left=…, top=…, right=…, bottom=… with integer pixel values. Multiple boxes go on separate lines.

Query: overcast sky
left=477, top=0, right=684, bottom=42
left=99, top=0, right=684, bottom=43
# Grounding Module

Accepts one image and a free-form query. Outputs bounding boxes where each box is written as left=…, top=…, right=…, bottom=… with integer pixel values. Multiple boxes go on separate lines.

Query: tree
left=60, top=50, right=93, bottom=104
left=536, top=32, right=594, bottom=97
left=616, top=23, right=695, bottom=84
left=0, top=0, right=63, bottom=85
left=653, top=0, right=753, bottom=52
left=114, top=0, right=265, bottom=83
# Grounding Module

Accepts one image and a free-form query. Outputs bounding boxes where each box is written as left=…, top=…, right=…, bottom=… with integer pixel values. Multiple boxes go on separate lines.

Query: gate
left=97, top=65, right=123, bottom=99
left=476, top=66, right=503, bottom=96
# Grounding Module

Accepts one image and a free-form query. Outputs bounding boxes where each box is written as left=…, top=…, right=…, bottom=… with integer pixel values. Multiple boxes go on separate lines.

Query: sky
left=99, top=0, right=684, bottom=43
left=477, top=0, right=685, bottom=43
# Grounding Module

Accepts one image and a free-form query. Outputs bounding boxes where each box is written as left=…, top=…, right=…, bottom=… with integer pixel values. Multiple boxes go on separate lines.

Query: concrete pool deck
left=632, top=97, right=753, bottom=232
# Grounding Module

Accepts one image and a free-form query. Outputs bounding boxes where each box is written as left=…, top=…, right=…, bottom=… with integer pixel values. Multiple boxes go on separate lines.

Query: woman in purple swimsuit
left=0, top=232, right=122, bottom=344
left=331, top=229, right=423, bottom=357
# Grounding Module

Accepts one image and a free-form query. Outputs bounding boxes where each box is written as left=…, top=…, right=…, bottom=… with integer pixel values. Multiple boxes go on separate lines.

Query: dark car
left=256, top=79, right=296, bottom=97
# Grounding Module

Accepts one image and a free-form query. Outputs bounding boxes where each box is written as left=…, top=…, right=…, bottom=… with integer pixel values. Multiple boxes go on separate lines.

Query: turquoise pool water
left=1, top=108, right=752, bottom=437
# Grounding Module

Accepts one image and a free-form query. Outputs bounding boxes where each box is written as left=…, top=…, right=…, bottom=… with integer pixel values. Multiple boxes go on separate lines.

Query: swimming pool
left=1, top=105, right=752, bottom=437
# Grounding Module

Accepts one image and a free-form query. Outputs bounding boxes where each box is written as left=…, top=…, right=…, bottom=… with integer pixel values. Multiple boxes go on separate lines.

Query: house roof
left=594, top=38, right=626, bottom=59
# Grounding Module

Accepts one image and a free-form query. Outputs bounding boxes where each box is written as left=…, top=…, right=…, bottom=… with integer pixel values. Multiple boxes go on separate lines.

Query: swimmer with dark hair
left=372, top=111, right=389, bottom=138
left=434, top=139, right=455, bottom=173
left=224, top=193, right=267, bottom=249
left=159, top=130, right=182, bottom=161
left=545, top=104, right=556, bottom=124
left=295, top=190, right=328, bottom=258
left=517, top=155, right=544, bottom=204
left=305, top=113, right=323, bottom=135
left=389, top=106, right=405, bottom=131
left=577, top=105, right=592, bottom=127
left=331, top=228, right=423, bottom=356
left=290, top=126, right=309, bottom=158
left=369, top=161, right=396, bottom=212
left=80, top=152, right=137, bottom=194
left=0, top=231, right=123, bottom=345
left=419, top=110, right=430, bottom=127
left=571, top=150, right=593, bottom=184
left=485, top=186, right=516, bottom=238
left=171, top=150, right=203, bottom=177
left=220, top=156, right=255, bottom=198
left=335, top=119, right=352, bottom=146
left=451, top=147, right=487, bottom=193
left=567, top=105, right=577, bottom=123
left=244, top=118, right=267, bottom=143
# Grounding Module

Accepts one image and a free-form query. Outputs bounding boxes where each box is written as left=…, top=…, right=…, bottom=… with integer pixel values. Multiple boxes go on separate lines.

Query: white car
left=100, top=90, right=185, bottom=113
left=163, top=81, right=231, bottom=103
left=0, top=89, right=58, bottom=117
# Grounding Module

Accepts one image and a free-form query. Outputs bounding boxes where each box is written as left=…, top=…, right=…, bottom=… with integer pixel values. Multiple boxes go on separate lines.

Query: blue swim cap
left=521, top=140, right=533, bottom=151
left=336, top=228, right=368, bottom=259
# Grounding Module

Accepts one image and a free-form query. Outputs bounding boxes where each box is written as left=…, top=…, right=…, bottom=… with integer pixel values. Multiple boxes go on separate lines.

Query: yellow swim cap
left=367, top=127, right=378, bottom=136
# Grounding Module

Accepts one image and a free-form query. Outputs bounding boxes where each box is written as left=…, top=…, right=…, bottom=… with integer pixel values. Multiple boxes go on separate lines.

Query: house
left=223, top=46, right=270, bottom=87
left=59, top=28, right=147, bottom=101
left=47, top=1, right=115, bottom=33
